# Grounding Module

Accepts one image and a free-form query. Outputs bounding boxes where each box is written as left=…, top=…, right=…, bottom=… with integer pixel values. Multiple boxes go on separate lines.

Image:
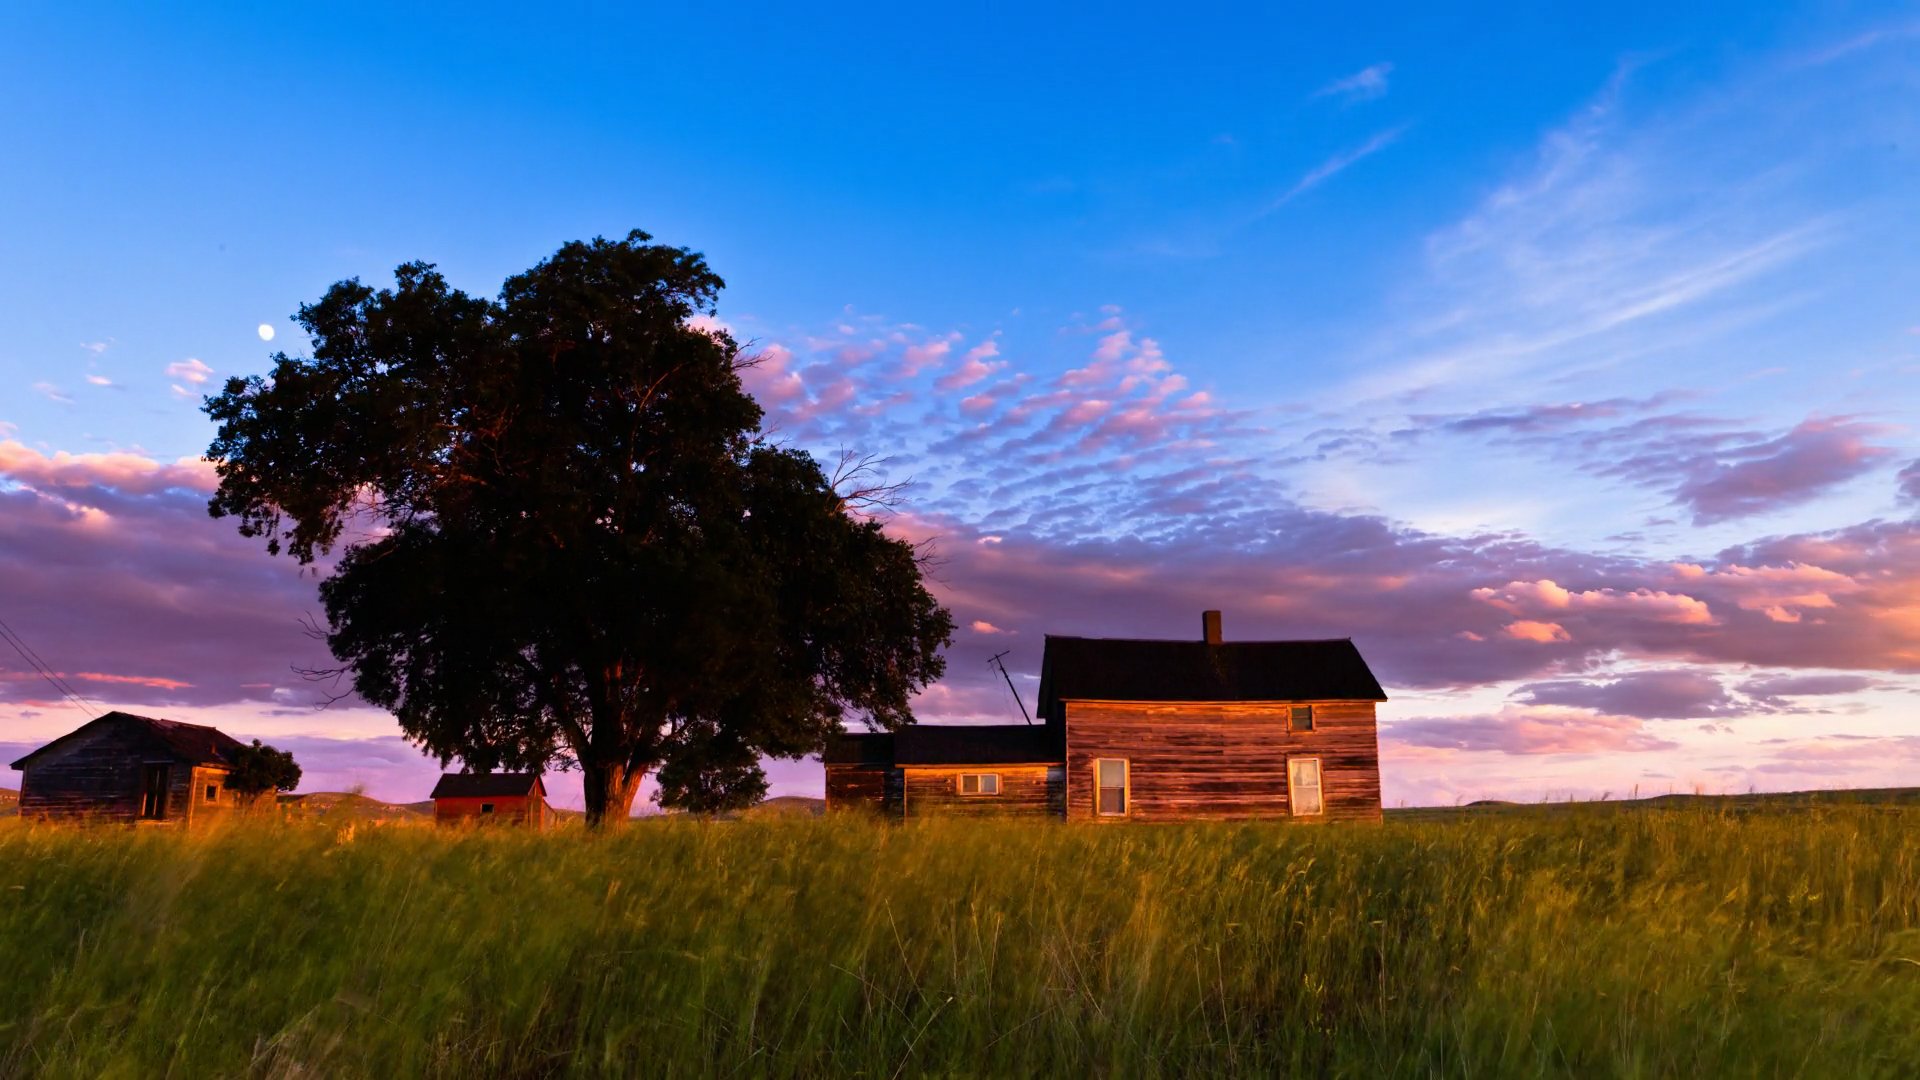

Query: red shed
left=430, top=772, right=550, bottom=827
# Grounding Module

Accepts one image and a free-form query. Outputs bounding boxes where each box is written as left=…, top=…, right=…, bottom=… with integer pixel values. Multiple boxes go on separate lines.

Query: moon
left=257, top=323, right=276, bottom=342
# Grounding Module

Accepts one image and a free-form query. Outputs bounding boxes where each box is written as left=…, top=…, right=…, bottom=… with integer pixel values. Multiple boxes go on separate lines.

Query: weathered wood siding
left=901, top=765, right=1065, bottom=820
left=1064, top=700, right=1382, bottom=823
left=825, top=766, right=896, bottom=815
left=18, top=718, right=157, bottom=822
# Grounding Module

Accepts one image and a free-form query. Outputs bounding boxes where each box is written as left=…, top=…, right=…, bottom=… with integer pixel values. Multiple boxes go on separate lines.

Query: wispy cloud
left=32, top=381, right=73, bottom=404
left=1314, top=62, right=1393, bottom=103
left=165, top=358, right=213, bottom=385
left=1266, top=124, right=1410, bottom=211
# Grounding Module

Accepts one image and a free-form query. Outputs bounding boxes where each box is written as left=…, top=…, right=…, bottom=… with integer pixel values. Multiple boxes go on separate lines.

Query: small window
left=1288, top=757, right=1324, bottom=816
left=1289, top=704, right=1315, bottom=732
left=1095, top=758, right=1128, bottom=816
left=958, top=773, right=1000, bottom=796
left=205, top=785, right=219, bottom=803
left=480, top=803, right=495, bottom=814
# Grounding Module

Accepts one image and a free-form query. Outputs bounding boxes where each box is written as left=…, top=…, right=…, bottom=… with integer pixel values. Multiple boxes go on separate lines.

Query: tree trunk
left=581, top=758, right=644, bottom=828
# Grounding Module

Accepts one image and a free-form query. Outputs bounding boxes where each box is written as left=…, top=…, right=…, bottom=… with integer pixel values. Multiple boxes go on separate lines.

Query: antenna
left=987, top=650, right=1032, bottom=725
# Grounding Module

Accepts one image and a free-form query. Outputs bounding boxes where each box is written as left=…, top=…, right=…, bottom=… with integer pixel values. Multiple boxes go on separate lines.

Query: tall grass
left=1, top=805, right=1917, bottom=1077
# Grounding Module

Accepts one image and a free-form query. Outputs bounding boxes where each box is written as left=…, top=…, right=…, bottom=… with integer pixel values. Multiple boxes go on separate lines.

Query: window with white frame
left=1095, top=758, right=1128, bottom=816
left=1288, top=757, right=1324, bottom=816
left=958, top=773, right=1000, bottom=796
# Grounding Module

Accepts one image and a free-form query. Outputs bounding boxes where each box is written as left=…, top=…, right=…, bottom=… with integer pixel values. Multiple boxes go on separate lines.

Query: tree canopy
left=204, top=231, right=952, bottom=825
left=224, top=739, right=303, bottom=799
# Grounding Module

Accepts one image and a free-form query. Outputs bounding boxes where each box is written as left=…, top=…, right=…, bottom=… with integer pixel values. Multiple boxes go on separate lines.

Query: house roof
left=1036, top=635, right=1387, bottom=720
left=825, top=723, right=1063, bottom=767
left=430, top=772, right=546, bottom=799
left=9, top=711, right=248, bottom=771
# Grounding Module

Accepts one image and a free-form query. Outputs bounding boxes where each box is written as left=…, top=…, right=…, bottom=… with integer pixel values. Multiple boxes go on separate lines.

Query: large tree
left=204, top=231, right=953, bottom=825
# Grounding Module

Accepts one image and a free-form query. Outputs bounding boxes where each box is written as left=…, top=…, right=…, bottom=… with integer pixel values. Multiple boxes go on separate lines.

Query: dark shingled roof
left=822, top=732, right=895, bottom=766
left=10, top=711, right=248, bottom=771
left=824, top=724, right=1064, bottom=767
left=1036, top=635, right=1387, bottom=720
left=430, top=772, right=546, bottom=799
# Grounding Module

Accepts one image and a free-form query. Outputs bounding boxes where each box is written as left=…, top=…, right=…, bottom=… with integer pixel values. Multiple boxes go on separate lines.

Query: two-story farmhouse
left=825, top=611, right=1387, bottom=822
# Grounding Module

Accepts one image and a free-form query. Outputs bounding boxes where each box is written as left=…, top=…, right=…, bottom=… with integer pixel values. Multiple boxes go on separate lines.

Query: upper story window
left=958, top=773, right=1000, bottom=796
left=1096, top=758, right=1128, bottom=816
left=1289, top=704, right=1315, bottom=732
left=480, top=803, right=495, bottom=814
left=1288, top=757, right=1324, bottom=816
left=205, top=784, right=218, bottom=803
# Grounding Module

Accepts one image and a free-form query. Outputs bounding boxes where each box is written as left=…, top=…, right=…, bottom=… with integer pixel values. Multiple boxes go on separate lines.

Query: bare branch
left=831, top=448, right=912, bottom=518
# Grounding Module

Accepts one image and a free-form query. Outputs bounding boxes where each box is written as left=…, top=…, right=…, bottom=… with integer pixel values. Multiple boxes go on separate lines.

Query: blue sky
left=3, top=3, right=1919, bottom=807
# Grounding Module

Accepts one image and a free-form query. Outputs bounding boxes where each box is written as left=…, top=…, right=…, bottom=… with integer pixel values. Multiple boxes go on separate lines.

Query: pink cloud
left=0, top=441, right=217, bottom=496
left=1385, top=707, right=1681, bottom=755
left=935, top=340, right=1004, bottom=391
left=1504, top=620, right=1570, bottom=643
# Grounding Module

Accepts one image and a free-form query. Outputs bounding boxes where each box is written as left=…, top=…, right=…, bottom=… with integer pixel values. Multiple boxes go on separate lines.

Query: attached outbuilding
left=826, top=610, right=1389, bottom=823
left=9, top=711, right=249, bottom=824
left=430, top=772, right=551, bottom=827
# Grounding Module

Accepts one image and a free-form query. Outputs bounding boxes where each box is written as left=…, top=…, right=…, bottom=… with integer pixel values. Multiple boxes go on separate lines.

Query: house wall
left=825, top=765, right=895, bottom=815
left=18, top=719, right=160, bottom=822
left=434, top=794, right=540, bottom=825
left=1063, top=700, right=1382, bottom=823
left=901, top=765, right=1064, bottom=820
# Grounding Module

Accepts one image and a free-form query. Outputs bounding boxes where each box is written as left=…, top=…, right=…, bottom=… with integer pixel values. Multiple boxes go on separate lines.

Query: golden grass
left=1, top=804, right=1917, bottom=1077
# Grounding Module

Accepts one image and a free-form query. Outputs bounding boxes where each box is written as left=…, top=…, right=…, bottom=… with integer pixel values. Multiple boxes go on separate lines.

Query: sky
left=2, top=3, right=1918, bottom=810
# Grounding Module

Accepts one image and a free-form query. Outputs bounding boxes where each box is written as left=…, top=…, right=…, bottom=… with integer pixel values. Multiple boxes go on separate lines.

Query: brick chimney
left=1202, top=609, right=1222, bottom=644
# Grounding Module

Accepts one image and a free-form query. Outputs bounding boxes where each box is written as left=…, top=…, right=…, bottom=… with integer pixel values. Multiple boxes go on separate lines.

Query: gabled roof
left=9, top=711, right=248, bottom=771
left=1036, top=635, right=1387, bottom=720
left=430, top=772, right=546, bottom=799
left=825, top=723, right=1063, bottom=767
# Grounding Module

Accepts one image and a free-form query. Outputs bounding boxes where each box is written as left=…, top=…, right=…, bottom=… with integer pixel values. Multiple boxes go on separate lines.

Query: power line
left=0, top=614, right=100, bottom=719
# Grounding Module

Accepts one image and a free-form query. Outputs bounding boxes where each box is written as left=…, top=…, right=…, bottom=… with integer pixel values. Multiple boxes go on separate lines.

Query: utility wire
left=0, top=614, right=100, bottom=719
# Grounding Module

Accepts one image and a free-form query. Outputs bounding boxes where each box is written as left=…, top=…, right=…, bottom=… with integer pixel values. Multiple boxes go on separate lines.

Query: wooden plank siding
left=901, top=765, right=1064, bottom=820
left=18, top=721, right=160, bottom=822
left=1063, top=699, right=1382, bottom=823
left=824, top=765, right=895, bottom=815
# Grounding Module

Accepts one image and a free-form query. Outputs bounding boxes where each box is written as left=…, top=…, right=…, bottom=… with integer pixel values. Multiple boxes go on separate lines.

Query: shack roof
left=1036, top=635, right=1388, bottom=720
left=429, top=772, right=546, bottom=799
left=824, top=723, right=1062, bottom=768
left=9, top=711, right=248, bottom=771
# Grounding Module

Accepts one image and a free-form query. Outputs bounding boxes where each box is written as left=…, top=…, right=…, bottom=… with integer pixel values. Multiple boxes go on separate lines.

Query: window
left=1288, top=757, right=1324, bottom=816
left=480, top=803, right=495, bottom=814
left=141, top=764, right=169, bottom=820
left=958, top=773, right=1000, bottom=796
left=1095, top=758, right=1128, bottom=816
left=1289, top=704, right=1315, bottom=732
left=205, top=784, right=218, bottom=803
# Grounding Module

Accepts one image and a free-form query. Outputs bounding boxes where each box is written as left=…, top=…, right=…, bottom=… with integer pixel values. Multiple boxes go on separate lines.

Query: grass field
left=1, top=802, right=1917, bottom=1077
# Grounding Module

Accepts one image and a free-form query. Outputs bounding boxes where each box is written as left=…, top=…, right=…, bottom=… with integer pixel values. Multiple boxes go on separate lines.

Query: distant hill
left=1389, top=786, right=1920, bottom=821
left=278, top=792, right=432, bottom=823
left=0, top=787, right=16, bottom=818
left=749, top=796, right=826, bottom=817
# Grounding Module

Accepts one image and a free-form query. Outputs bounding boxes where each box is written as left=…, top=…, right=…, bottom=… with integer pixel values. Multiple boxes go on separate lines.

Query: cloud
left=1900, top=460, right=1920, bottom=502
left=32, top=382, right=73, bottom=404
left=1385, top=706, right=1681, bottom=755
left=165, top=358, right=214, bottom=385
left=969, top=620, right=1006, bottom=635
left=934, top=340, right=1003, bottom=391
left=1268, top=125, right=1410, bottom=210
left=85, top=374, right=114, bottom=387
left=1504, top=620, right=1570, bottom=643
left=1643, top=418, right=1894, bottom=524
left=1738, top=673, right=1879, bottom=708
left=1314, top=62, right=1393, bottom=103
left=1516, top=670, right=1735, bottom=719
left=0, top=441, right=217, bottom=496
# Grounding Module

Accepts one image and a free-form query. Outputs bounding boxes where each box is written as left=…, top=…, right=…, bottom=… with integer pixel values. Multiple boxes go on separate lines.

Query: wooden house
left=826, top=611, right=1387, bottom=822
left=9, top=711, right=250, bottom=824
left=430, top=772, right=550, bottom=827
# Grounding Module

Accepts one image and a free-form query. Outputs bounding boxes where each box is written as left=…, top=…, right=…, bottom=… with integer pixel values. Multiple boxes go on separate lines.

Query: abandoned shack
left=9, top=711, right=250, bottom=824
left=430, top=772, right=551, bottom=827
left=825, top=610, right=1388, bottom=822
